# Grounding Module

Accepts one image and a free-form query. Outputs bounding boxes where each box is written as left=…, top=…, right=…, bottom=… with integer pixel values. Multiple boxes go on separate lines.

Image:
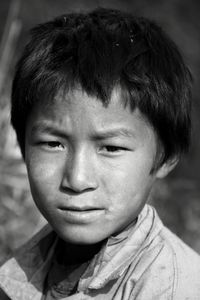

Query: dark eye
left=104, top=146, right=127, bottom=152
left=47, top=141, right=60, bottom=147
left=43, top=141, right=64, bottom=150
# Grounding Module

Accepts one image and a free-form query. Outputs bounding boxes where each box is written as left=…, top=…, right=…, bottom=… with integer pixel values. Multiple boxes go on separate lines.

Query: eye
left=102, top=145, right=129, bottom=153
left=41, top=141, right=65, bottom=150
left=105, top=146, right=123, bottom=152
left=48, top=141, right=63, bottom=147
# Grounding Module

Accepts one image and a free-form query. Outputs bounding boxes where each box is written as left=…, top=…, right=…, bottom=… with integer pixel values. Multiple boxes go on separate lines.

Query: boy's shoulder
left=0, top=224, right=57, bottom=300
left=158, top=221, right=200, bottom=279
left=160, top=224, right=200, bottom=265
left=159, top=225, right=200, bottom=294
left=132, top=210, right=200, bottom=299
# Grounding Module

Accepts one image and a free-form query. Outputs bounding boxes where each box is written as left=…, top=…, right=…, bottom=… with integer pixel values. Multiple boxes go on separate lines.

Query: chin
left=55, top=227, right=106, bottom=245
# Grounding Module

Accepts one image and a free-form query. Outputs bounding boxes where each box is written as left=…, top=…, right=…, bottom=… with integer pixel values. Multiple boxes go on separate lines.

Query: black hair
left=11, top=7, right=192, bottom=167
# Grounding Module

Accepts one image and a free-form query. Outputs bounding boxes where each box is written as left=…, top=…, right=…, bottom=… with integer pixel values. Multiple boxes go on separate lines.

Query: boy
left=0, top=7, right=200, bottom=299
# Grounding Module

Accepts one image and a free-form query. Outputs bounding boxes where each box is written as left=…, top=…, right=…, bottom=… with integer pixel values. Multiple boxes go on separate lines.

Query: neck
left=56, top=239, right=104, bottom=265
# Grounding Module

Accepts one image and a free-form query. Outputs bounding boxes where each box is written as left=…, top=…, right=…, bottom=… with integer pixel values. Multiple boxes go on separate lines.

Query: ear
left=155, top=156, right=179, bottom=179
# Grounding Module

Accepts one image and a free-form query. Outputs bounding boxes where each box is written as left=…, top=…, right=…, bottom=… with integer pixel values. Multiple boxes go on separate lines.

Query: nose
left=61, top=147, right=98, bottom=193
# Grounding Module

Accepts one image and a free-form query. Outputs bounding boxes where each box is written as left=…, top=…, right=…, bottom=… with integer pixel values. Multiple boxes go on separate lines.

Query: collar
left=83, top=204, right=163, bottom=289
left=0, top=225, right=58, bottom=300
left=0, top=205, right=163, bottom=299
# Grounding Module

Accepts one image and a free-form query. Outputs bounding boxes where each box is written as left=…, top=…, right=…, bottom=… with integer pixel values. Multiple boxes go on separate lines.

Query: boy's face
left=25, top=88, right=167, bottom=244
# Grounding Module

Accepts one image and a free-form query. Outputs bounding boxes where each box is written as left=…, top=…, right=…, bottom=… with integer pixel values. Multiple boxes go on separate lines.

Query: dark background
left=0, top=0, right=200, bottom=263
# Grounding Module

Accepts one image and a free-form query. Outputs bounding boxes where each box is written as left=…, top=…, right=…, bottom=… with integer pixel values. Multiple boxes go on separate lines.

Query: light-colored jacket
left=0, top=204, right=200, bottom=300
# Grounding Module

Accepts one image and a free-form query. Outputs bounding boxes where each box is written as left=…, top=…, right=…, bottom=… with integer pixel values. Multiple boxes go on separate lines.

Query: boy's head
left=11, top=8, right=192, bottom=244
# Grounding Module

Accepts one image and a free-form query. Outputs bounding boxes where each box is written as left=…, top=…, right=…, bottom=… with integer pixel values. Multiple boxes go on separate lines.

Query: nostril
left=60, top=185, right=96, bottom=195
left=60, top=185, right=81, bottom=195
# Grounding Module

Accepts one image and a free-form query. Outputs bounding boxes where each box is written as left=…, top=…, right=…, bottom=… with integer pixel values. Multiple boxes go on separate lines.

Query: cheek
left=100, top=156, right=155, bottom=218
left=102, top=155, right=153, bottom=195
left=26, top=154, right=62, bottom=199
left=26, top=159, right=61, bottom=219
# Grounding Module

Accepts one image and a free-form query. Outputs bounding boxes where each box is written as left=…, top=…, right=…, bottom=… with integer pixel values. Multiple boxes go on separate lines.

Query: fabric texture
left=43, top=254, right=91, bottom=299
left=0, top=204, right=200, bottom=300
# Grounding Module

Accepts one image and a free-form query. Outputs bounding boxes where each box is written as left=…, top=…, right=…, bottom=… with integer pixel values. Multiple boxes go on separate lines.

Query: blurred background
left=0, top=0, right=200, bottom=264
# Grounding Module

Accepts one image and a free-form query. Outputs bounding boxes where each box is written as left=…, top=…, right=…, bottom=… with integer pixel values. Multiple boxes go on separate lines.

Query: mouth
left=58, top=206, right=105, bottom=224
left=59, top=205, right=103, bottom=211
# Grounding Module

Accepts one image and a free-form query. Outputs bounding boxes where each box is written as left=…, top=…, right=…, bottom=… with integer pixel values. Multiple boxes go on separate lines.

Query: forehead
left=33, top=87, right=136, bottom=123
left=28, top=87, right=156, bottom=142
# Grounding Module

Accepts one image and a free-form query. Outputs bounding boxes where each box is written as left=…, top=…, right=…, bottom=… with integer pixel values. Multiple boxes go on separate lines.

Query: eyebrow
left=93, top=128, right=136, bottom=140
left=30, top=122, right=136, bottom=140
left=30, top=122, right=70, bottom=139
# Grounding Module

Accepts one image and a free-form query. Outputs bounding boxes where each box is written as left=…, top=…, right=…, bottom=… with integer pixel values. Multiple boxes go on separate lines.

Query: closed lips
left=59, top=206, right=103, bottom=211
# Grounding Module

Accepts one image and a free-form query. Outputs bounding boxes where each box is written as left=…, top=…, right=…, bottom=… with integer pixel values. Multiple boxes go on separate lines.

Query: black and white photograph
left=0, top=0, right=200, bottom=299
